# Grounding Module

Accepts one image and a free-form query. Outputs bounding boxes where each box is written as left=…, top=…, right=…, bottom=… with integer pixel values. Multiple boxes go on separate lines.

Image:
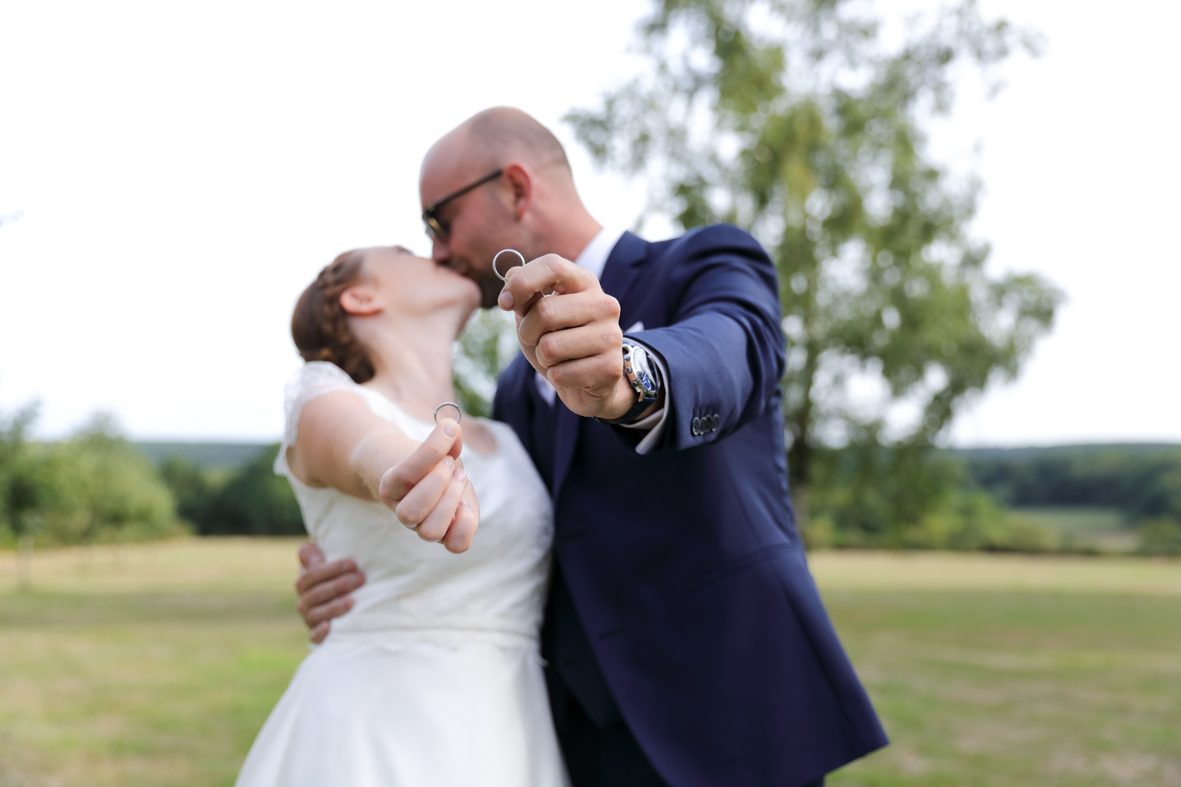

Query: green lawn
left=1, top=541, right=1178, bottom=786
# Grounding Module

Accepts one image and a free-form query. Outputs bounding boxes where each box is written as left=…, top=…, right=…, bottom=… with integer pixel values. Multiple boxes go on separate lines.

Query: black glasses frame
left=421, top=169, right=504, bottom=241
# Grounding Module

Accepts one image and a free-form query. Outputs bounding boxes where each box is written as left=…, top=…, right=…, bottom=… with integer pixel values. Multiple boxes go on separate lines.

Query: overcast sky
left=1, top=0, right=1178, bottom=446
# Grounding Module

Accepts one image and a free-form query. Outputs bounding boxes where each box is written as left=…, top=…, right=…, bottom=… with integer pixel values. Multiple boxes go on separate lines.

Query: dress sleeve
left=274, top=361, right=360, bottom=479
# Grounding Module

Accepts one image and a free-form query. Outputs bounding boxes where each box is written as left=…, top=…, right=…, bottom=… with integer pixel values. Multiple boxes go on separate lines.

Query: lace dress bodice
left=274, top=361, right=555, bottom=642
left=237, top=361, right=567, bottom=787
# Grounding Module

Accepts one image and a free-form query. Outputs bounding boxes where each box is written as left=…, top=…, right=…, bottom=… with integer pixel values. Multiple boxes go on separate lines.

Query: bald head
left=424, top=107, right=574, bottom=190
left=467, top=107, right=571, bottom=172
left=418, top=107, right=602, bottom=307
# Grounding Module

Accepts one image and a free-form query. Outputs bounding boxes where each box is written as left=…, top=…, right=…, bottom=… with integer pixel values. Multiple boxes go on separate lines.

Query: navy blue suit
left=493, top=226, right=887, bottom=787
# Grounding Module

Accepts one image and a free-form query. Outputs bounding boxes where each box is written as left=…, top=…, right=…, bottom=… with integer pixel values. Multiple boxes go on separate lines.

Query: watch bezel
left=623, top=343, right=659, bottom=402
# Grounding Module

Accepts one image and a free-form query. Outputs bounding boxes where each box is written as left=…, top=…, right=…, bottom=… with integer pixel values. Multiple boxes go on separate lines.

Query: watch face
left=638, top=371, right=657, bottom=397
left=624, top=344, right=659, bottom=400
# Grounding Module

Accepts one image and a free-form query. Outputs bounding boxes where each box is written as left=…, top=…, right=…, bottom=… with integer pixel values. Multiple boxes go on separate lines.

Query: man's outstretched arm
left=499, top=226, right=784, bottom=452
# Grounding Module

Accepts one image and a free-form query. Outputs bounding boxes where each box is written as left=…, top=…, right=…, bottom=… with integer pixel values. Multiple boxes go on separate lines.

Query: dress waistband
left=321, top=625, right=540, bottom=651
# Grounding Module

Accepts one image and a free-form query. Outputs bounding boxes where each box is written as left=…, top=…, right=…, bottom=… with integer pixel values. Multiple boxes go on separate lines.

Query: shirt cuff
left=618, top=339, right=670, bottom=455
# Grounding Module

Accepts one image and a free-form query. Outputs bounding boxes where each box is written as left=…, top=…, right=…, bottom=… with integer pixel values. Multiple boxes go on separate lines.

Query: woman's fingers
left=373, top=419, right=479, bottom=548
left=391, top=456, right=461, bottom=527
left=378, top=420, right=463, bottom=504
left=416, top=466, right=469, bottom=542
left=441, top=499, right=478, bottom=553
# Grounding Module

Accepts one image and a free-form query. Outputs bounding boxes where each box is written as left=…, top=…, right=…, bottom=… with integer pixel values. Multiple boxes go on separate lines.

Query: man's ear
left=340, top=284, right=384, bottom=316
left=502, top=162, right=533, bottom=220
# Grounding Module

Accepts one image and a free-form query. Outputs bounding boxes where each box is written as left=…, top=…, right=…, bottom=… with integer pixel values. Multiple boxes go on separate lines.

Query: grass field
left=1012, top=506, right=1140, bottom=553
left=1, top=540, right=1179, bottom=787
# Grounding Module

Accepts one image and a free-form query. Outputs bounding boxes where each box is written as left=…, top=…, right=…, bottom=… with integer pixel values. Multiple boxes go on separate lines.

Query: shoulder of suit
left=647, top=224, right=766, bottom=263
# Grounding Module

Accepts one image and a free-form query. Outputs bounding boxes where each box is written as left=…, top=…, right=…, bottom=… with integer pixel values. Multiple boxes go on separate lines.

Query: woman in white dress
left=235, top=245, right=569, bottom=787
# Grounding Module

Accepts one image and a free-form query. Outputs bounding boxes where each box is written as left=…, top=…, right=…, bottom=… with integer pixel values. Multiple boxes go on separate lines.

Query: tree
left=566, top=0, right=1062, bottom=534
left=201, top=444, right=304, bottom=536
left=159, top=455, right=215, bottom=529
left=0, top=401, right=51, bottom=589
left=452, top=309, right=519, bottom=418
left=53, top=414, right=176, bottom=547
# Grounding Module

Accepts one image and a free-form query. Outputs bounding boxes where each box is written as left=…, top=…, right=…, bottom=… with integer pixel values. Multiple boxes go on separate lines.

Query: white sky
left=1, top=0, right=1178, bottom=446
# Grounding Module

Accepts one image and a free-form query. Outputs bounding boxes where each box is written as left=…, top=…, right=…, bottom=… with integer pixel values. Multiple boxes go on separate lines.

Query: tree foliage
left=964, top=447, right=1181, bottom=524
left=566, top=0, right=1062, bottom=536
left=181, top=445, right=304, bottom=536
left=0, top=401, right=51, bottom=543
left=50, top=414, right=177, bottom=544
left=0, top=408, right=179, bottom=547
left=452, top=309, right=519, bottom=418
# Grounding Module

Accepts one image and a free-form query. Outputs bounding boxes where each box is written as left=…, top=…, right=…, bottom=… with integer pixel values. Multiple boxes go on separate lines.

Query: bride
left=235, top=245, right=569, bottom=786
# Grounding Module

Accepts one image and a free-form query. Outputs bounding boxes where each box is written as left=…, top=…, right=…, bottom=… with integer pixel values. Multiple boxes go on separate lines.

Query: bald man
left=296, top=108, right=887, bottom=787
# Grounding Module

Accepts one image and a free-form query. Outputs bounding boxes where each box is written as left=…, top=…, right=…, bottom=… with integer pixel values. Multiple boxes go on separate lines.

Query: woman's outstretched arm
left=288, top=390, right=480, bottom=552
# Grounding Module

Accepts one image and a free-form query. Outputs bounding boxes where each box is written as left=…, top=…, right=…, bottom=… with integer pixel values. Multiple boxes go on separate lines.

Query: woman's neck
left=360, top=316, right=461, bottom=422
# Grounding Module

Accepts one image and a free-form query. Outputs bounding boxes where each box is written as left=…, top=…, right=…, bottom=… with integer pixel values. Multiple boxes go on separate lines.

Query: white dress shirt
left=533, top=228, right=670, bottom=455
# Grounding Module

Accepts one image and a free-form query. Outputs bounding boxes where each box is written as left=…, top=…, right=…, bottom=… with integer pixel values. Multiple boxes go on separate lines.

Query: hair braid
left=291, top=249, right=376, bottom=384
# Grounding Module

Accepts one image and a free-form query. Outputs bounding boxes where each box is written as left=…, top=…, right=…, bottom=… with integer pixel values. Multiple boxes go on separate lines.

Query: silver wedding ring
left=433, top=402, right=462, bottom=426
left=492, top=249, right=525, bottom=282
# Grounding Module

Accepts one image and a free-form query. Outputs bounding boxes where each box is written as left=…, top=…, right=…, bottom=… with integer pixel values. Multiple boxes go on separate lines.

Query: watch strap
left=598, top=343, right=661, bottom=426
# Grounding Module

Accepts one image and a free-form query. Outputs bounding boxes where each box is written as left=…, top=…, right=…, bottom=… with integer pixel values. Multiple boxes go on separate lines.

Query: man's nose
left=431, top=236, right=450, bottom=264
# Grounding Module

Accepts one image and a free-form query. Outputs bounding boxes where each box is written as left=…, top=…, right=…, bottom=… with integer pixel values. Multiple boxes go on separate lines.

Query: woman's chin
left=458, top=276, right=482, bottom=309
left=454, top=301, right=480, bottom=337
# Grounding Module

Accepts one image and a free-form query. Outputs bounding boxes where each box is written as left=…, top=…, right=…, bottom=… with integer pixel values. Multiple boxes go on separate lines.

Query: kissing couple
left=235, top=108, right=887, bottom=787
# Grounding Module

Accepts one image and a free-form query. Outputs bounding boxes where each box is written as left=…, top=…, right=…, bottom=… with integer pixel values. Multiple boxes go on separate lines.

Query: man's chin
left=479, top=278, right=503, bottom=310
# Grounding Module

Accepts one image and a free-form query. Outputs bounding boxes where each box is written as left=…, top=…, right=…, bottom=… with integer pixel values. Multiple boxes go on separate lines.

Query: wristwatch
left=599, top=342, right=661, bottom=425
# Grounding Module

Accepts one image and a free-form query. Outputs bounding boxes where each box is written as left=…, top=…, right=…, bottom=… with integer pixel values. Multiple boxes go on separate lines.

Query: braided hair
left=291, top=249, right=376, bottom=384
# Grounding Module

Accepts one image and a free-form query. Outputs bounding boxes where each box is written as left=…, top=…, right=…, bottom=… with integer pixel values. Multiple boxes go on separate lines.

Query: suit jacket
left=493, top=225, right=888, bottom=786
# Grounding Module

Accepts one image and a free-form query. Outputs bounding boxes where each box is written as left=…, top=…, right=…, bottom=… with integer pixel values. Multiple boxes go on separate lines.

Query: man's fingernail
left=443, top=455, right=455, bottom=467
left=499, top=290, right=515, bottom=310
left=442, top=419, right=457, bottom=436
left=453, top=467, right=466, bottom=482
left=459, top=499, right=471, bottom=508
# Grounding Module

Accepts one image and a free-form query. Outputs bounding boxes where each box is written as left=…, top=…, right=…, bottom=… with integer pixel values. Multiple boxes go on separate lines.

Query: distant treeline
left=0, top=403, right=303, bottom=549
left=3, top=398, right=1179, bottom=555
left=958, top=445, right=1181, bottom=524
left=158, top=447, right=303, bottom=537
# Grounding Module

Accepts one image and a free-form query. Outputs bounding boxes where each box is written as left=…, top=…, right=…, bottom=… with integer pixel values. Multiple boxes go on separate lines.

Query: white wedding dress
left=235, top=361, right=569, bottom=787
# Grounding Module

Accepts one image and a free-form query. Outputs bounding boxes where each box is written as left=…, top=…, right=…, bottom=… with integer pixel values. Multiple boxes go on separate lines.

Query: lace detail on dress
left=275, top=361, right=359, bottom=479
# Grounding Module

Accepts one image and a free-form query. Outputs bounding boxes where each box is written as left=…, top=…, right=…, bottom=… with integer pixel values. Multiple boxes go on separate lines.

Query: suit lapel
left=551, top=233, right=650, bottom=498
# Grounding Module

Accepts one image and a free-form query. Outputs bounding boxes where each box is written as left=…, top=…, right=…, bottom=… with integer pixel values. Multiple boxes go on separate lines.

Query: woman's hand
left=293, top=391, right=481, bottom=552
left=378, top=418, right=480, bottom=552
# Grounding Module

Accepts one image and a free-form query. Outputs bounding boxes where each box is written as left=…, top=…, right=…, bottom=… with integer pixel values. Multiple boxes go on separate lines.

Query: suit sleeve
left=610, top=225, right=785, bottom=453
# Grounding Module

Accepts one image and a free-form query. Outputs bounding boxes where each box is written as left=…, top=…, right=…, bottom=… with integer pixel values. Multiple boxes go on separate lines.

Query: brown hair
left=291, top=249, right=375, bottom=384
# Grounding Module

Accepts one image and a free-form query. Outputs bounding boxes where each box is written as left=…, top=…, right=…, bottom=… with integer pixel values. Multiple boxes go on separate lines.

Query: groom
left=297, top=107, right=887, bottom=786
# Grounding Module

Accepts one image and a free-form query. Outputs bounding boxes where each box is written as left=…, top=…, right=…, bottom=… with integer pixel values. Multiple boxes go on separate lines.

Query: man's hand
left=296, top=542, right=364, bottom=644
left=497, top=254, right=636, bottom=420
left=377, top=419, right=479, bottom=553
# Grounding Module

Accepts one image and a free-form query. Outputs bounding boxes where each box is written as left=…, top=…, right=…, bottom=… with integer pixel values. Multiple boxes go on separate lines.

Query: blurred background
left=1, top=1, right=1179, bottom=785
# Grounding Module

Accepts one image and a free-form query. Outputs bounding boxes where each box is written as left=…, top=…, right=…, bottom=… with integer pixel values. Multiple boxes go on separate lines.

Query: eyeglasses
left=421, top=169, right=504, bottom=241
